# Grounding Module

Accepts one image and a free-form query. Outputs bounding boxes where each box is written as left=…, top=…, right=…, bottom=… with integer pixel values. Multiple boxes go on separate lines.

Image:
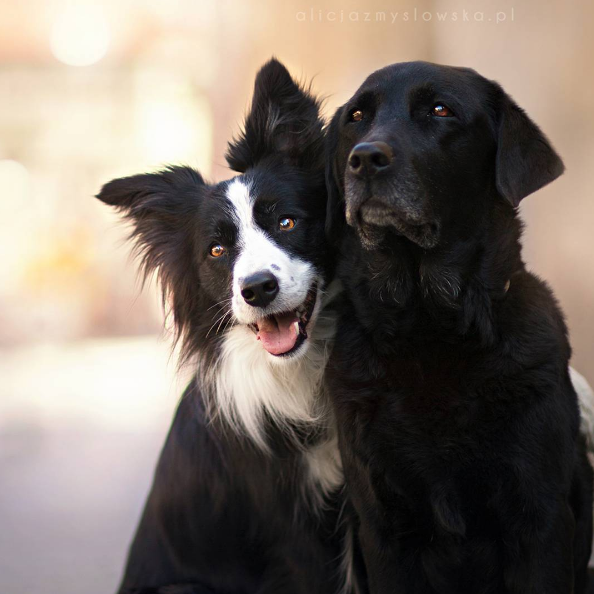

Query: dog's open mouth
left=359, top=200, right=439, bottom=249
left=250, top=283, right=318, bottom=357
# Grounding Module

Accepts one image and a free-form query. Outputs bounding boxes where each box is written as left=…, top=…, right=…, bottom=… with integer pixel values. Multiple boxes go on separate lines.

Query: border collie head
left=97, top=59, right=334, bottom=445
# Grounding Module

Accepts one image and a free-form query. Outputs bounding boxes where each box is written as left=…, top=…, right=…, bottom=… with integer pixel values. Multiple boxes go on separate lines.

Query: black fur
left=324, top=61, right=592, bottom=594
left=226, top=59, right=324, bottom=174
left=116, top=384, right=346, bottom=594
left=99, top=166, right=207, bottom=365
left=97, top=59, right=352, bottom=594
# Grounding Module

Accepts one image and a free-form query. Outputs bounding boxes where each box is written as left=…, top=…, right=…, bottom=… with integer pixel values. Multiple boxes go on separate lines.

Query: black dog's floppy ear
left=324, top=105, right=346, bottom=246
left=226, top=58, right=325, bottom=173
left=96, top=166, right=204, bottom=335
left=495, top=92, right=565, bottom=207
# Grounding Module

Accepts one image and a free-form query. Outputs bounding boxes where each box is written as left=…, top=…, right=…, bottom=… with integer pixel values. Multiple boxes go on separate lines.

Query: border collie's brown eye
left=432, top=104, right=454, bottom=117
left=279, top=217, right=296, bottom=231
left=351, top=109, right=363, bottom=122
left=210, top=244, right=225, bottom=257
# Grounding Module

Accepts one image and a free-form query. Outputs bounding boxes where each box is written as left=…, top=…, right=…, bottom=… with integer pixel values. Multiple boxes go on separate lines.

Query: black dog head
left=326, top=61, right=564, bottom=251
left=97, top=59, right=329, bottom=364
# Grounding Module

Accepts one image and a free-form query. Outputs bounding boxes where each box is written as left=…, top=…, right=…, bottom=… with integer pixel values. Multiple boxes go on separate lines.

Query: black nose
left=348, top=142, right=393, bottom=177
left=241, top=271, right=279, bottom=308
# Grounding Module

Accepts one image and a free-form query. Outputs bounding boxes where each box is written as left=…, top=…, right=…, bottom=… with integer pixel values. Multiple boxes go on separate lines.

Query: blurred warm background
left=0, top=1, right=592, bottom=592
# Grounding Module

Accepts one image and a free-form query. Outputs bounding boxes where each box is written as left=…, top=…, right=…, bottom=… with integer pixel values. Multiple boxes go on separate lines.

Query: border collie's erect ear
left=96, top=166, right=205, bottom=349
left=324, top=105, right=346, bottom=246
left=495, top=91, right=565, bottom=207
left=226, top=58, right=325, bottom=173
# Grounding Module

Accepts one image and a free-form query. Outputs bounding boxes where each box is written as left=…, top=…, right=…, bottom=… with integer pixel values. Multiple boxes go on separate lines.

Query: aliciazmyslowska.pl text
left=296, top=7, right=516, bottom=24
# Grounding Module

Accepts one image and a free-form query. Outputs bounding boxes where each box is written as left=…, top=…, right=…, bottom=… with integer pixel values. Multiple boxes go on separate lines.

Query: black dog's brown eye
left=279, top=217, right=296, bottom=231
left=210, top=244, right=225, bottom=257
left=351, top=109, right=364, bottom=122
left=432, top=104, right=454, bottom=117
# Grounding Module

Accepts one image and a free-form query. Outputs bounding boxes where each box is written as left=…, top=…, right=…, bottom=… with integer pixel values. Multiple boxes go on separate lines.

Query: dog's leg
left=572, top=441, right=594, bottom=594
left=502, top=502, right=575, bottom=593
left=587, top=568, right=594, bottom=594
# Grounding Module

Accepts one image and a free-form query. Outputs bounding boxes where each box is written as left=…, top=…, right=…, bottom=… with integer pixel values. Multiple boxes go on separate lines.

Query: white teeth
left=292, top=321, right=299, bottom=335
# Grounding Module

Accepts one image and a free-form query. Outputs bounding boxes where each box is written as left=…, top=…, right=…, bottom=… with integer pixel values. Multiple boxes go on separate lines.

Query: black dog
left=97, top=60, right=361, bottom=594
left=325, top=61, right=593, bottom=593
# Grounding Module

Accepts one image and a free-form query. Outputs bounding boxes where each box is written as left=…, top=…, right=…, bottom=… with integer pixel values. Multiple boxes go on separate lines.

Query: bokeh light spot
left=50, top=5, right=110, bottom=67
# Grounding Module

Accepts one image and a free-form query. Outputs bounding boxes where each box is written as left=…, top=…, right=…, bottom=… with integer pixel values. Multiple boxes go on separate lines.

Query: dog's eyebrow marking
left=225, top=178, right=254, bottom=241
left=271, top=264, right=280, bottom=271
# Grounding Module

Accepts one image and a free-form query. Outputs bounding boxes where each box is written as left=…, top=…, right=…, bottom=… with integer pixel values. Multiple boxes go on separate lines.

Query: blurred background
left=0, top=0, right=592, bottom=592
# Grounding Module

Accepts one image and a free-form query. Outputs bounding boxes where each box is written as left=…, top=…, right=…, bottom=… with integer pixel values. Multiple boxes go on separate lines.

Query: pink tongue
left=257, top=314, right=299, bottom=355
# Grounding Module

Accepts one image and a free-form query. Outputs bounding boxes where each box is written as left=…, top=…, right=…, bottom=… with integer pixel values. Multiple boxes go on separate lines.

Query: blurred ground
left=0, top=336, right=188, bottom=594
left=1, top=338, right=592, bottom=594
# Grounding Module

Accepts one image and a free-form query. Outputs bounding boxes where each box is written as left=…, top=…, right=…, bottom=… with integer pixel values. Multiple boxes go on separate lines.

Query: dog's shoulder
left=498, top=269, right=571, bottom=366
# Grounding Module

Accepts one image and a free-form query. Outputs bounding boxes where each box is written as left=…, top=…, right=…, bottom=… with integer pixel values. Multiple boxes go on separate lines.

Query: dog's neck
left=346, top=202, right=524, bottom=346
left=196, top=286, right=340, bottom=452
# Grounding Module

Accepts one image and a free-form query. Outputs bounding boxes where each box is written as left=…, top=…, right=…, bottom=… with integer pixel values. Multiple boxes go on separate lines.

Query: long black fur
left=324, top=61, right=592, bottom=594
left=226, top=60, right=324, bottom=174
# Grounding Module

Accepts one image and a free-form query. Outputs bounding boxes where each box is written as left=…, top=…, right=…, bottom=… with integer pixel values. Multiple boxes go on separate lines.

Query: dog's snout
left=241, top=271, right=279, bottom=308
left=348, top=142, right=393, bottom=177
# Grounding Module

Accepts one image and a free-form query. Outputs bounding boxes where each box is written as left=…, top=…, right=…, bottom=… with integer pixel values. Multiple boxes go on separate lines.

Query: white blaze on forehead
left=225, top=178, right=315, bottom=324
left=225, top=177, right=255, bottom=239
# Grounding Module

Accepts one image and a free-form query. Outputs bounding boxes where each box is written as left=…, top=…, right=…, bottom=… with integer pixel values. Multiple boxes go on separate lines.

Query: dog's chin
left=246, top=282, right=319, bottom=361
left=353, top=199, right=440, bottom=250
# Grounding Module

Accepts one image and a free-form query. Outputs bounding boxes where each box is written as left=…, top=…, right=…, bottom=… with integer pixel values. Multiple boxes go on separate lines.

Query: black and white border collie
left=97, top=60, right=359, bottom=594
